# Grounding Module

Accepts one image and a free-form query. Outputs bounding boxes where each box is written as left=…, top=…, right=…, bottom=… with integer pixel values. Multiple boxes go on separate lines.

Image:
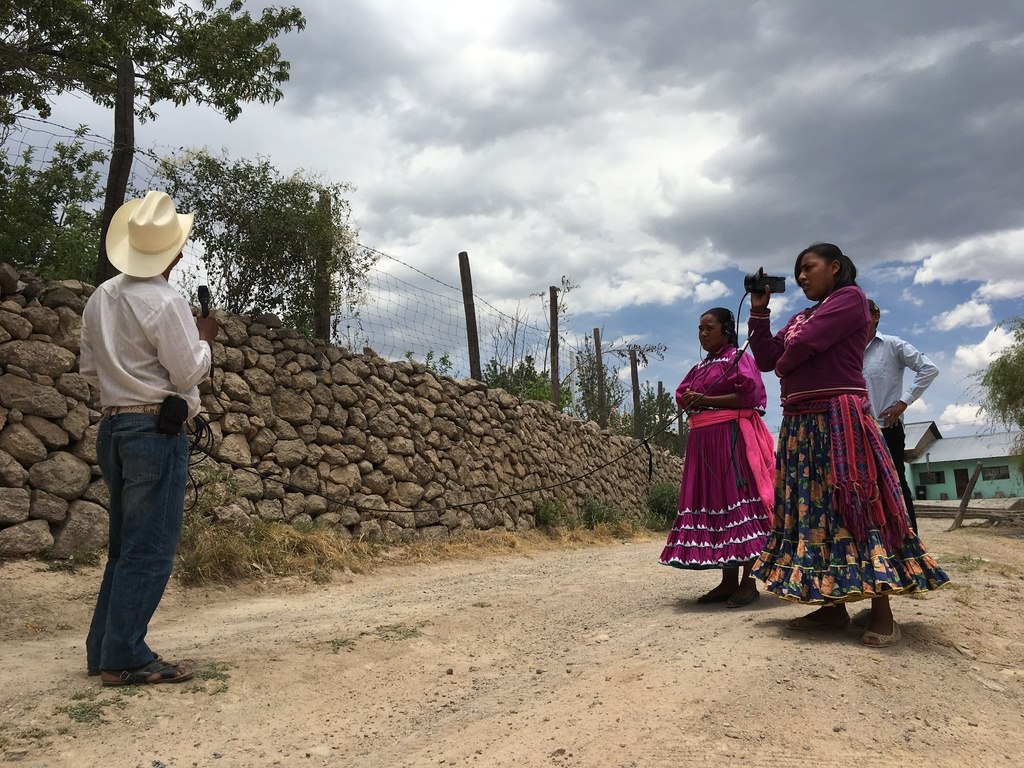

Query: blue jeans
left=86, top=414, right=188, bottom=672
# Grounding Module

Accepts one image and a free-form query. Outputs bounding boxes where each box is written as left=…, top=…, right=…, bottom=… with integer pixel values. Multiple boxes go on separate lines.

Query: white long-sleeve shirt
left=863, top=331, right=939, bottom=422
left=80, top=274, right=211, bottom=418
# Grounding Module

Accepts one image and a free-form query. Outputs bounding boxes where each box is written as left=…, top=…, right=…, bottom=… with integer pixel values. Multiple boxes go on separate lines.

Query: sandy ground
left=1, top=518, right=1023, bottom=768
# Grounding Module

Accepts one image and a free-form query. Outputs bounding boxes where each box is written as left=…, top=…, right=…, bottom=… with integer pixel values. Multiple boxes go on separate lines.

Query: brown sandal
left=101, top=658, right=193, bottom=686
left=862, top=622, right=901, bottom=648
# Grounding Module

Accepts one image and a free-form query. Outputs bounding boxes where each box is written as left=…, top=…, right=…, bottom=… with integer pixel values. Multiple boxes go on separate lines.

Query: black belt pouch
left=157, top=395, right=188, bottom=434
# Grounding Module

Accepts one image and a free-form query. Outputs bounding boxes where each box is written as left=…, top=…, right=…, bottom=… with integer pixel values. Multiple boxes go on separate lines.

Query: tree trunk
left=94, top=56, right=135, bottom=286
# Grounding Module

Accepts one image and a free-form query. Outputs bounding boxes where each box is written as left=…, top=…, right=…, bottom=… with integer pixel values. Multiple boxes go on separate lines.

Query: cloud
left=693, top=280, right=730, bottom=304
left=976, top=279, right=1024, bottom=300
left=912, top=228, right=1024, bottom=296
left=906, top=398, right=928, bottom=414
left=938, top=403, right=985, bottom=432
left=899, top=288, right=924, bottom=307
left=953, top=325, right=1014, bottom=370
left=933, top=300, right=994, bottom=330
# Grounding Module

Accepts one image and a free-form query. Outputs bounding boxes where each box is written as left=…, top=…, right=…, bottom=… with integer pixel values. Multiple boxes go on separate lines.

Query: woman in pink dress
left=659, top=308, right=775, bottom=608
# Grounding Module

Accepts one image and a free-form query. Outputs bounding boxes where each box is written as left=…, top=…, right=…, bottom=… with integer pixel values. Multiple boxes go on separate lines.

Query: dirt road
left=2, top=519, right=1023, bottom=767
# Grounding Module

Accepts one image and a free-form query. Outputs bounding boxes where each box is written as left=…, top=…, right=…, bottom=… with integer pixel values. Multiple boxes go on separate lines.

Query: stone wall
left=0, top=264, right=681, bottom=557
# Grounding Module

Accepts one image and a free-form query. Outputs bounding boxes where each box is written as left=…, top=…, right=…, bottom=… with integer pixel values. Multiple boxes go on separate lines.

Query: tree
left=155, top=149, right=376, bottom=342
left=979, top=317, right=1024, bottom=470
left=615, top=381, right=682, bottom=454
left=568, top=335, right=628, bottom=426
left=1, top=1, right=306, bottom=284
left=0, top=126, right=106, bottom=281
left=482, top=355, right=552, bottom=402
left=0, top=1, right=305, bottom=126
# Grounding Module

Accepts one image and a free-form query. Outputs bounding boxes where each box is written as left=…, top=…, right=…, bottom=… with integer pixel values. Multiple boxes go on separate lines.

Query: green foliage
left=615, top=381, right=684, bottom=454
left=979, top=317, right=1024, bottom=470
left=532, top=496, right=636, bottom=532
left=406, top=350, right=454, bottom=377
left=155, top=149, right=375, bottom=341
left=329, top=637, right=357, bottom=653
left=646, top=482, right=679, bottom=530
left=483, top=354, right=552, bottom=402
left=581, top=496, right=620, bottom=528
left=0, top=127, right=106, bottom=280
left=375, top=623, right=422, bottom=641
left=1, top=0, right=305, bottom=126
left=532, top=498, right=571, bottom=529
left=568, top=334, right=628, bottom=425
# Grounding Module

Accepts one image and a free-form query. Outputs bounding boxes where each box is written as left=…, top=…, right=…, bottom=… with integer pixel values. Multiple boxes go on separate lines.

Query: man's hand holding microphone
left=196, top=285, right=219, bottom=342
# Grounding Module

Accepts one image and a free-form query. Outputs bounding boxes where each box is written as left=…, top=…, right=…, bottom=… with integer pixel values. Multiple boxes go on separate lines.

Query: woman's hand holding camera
left=750, top=287, right=772, bottom=312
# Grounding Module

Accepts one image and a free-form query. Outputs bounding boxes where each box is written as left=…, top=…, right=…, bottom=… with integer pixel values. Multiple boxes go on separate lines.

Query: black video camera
left=744, top=267, right=786, bottom=295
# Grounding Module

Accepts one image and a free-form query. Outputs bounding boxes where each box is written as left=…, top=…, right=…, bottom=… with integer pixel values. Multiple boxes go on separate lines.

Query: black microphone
left=198, top=285, right=210, bottom=318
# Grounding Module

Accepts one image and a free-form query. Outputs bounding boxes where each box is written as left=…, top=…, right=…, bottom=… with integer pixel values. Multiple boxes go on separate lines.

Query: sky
left=40, top=0, right=1024, bottom=437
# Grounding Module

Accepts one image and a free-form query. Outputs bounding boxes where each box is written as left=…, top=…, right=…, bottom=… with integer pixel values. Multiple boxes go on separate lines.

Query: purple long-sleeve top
left=747, top=285, right=870, bottom=406
left=675, top=345, right=767, bottom=414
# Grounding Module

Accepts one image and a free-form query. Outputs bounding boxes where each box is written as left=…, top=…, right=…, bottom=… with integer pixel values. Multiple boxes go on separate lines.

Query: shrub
left=532, top=498, right=571, bottom=529
left=581, top=495, right=619, bottom=528
left=646, top=482, right=679, bottom=530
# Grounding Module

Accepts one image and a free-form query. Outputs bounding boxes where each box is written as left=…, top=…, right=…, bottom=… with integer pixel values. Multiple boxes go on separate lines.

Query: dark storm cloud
left=272, top=1, right=1024, bottom=268
left=270, top=2, right=418, bottom=109
left=546, top=0, right=1024, bottom=265
left=659, top=33, right=1024, bottom=263
left=273, top=1, right=601, bottom=149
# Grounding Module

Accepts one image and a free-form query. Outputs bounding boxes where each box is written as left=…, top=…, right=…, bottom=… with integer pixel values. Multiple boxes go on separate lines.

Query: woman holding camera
left=747, top=243, right=948, bottom=647
left=658, top=307, right=775, bottom=608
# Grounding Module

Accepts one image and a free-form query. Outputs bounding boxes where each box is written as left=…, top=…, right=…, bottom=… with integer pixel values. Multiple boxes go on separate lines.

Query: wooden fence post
left=948, top=462, right=984, bottom=531
left=312, top=188, right=332, bottom=341
left=629, top=348, right=641, bottom=440
left=593, top=328, right=606, bottom=428
left=458, top=252, right=482, bottom=380
left=657, top=381, right=665, bottom=446
left=549, top=286, right=559, bottom=406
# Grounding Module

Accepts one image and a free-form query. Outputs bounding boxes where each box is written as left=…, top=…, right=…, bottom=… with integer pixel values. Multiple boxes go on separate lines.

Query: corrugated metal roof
left=904, top=420, right=942, bottom=447
left=903, top=420, right=942, bottom=460
left=908, top=431, right=1021, bottom=464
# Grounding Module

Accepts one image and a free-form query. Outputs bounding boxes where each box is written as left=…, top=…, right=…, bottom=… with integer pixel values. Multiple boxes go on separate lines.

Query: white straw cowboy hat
left=106, top=191, right=194, bottom=278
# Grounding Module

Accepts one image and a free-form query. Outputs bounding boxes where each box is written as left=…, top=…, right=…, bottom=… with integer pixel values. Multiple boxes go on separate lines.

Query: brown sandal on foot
left=861, top=622, right=901, bottom=648
left=101, top=658, right=193, bottom=686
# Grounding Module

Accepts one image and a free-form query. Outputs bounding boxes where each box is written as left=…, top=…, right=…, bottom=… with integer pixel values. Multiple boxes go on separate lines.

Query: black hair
left=702, top=307, right=737, bottom=346
left=794, top=242, right=858, bottom=290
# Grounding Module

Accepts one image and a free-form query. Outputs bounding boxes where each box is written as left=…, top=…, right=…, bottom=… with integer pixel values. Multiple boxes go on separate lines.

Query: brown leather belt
left=102, top=404, right=162, bottom=416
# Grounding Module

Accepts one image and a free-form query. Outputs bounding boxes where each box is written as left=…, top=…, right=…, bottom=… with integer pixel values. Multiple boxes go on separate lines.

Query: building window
left=981, top=465, right=1010, bottom=481
left=920, top=471, right=945, bottom=485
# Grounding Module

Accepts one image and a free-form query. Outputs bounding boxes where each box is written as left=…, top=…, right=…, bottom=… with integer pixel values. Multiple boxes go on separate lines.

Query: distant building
left=904, top=421, right=1023, bottom=501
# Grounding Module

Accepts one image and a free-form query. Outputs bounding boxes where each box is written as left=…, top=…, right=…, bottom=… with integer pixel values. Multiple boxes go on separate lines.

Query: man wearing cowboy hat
left=80, top=191, right=219, bottom=686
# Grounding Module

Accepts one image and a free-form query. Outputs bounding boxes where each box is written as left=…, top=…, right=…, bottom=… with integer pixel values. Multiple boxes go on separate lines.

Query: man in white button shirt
left=863, top=299, right=939, bottom=533
left=80, top=191, right=218, bottom=686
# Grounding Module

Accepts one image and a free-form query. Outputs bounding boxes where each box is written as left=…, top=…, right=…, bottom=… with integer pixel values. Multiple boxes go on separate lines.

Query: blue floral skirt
left=752, top=409, right=950, bottom=604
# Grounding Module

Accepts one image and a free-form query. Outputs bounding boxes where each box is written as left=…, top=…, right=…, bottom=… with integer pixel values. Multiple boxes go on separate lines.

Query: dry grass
left=175, top=513, right=375, bottom=585
left=175, top=512, right=659, bottom=587
left=175, top=465, right=667, bottom=586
